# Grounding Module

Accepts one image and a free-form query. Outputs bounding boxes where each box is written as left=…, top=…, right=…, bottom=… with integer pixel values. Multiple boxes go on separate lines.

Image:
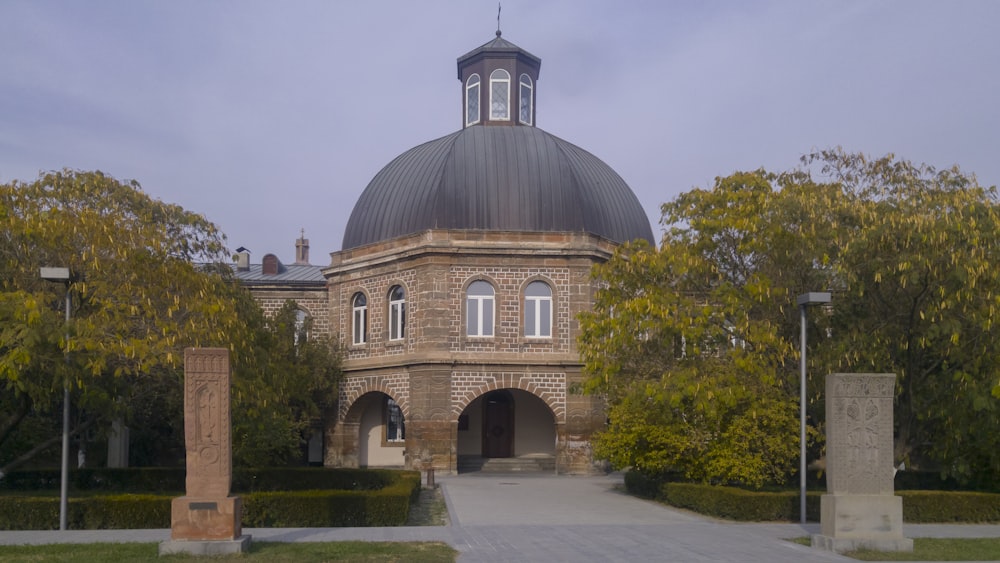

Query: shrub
left=0, top=468, right=183, bottom=493
left=661, top=482, right=821, bottom=522
left=243, top=473, right=420, bottom=527
left=900, top=491, right=1000, bottom=523
left=629, top=474, right=1000, bottom=523
left=0, top=469, right=421, bottom=530
left=0, top=467, right=402, bottom=493
left=0, top=494, right=171, bottom=530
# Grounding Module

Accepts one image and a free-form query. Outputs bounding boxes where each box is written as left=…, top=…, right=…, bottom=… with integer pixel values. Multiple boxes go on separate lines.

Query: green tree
left=1, top=170, right=342, bottom=472
left=806, top=150, right=1000, bottom=485
left=230, top=298, right=341, bottom=467
left=1, top=170, right=235, bottom=473
left=580, top=149, right=1000, bottom=487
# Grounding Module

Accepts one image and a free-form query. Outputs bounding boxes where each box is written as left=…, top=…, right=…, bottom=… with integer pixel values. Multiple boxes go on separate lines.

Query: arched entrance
left=457, top=388, right=555, bottom=473
left=337, top=391, right=406, bottom=468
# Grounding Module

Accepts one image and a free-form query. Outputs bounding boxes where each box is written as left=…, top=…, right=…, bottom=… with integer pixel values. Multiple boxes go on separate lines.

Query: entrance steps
left=458, top=455, right=556, bottom=474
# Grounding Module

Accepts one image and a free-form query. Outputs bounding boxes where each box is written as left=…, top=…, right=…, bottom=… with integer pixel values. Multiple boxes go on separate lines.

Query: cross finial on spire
left=496, top=2, right=502, bottom=37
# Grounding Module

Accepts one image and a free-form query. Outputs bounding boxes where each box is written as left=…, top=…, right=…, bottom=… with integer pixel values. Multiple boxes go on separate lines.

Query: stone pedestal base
left=170, top=496, right=243, bottom=541
left=812, top=494, right=913, bottom=553
left=159, top=535, right=251, bottom=556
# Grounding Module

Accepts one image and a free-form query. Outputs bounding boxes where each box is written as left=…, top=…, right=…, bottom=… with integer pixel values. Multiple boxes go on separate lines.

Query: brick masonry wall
left=451, top=371, right=566, bottom=420
left=249, top=288, right=331, bottom=338
left=328, top=230, right=612, bottom=364
left=447, top=267, right=571, bottom=353
left=339, top=372, right=411, bottom=420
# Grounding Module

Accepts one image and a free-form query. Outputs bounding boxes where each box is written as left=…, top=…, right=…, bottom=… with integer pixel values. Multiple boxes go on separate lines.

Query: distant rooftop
left=231, top=262, right=325, bottom=285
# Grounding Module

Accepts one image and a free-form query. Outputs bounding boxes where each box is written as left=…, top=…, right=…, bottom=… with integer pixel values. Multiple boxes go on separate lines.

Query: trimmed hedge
left=660, top=482, right=822, bottom=522
left=0, top=468, right=184, bottom=493
left=626, top=474, right=1000, bottom=523
left=0, top=467, right=400, bottom=494
left=0, top=469, right=421, bottom=530
left=0, top=494, right=171, bottom=530
left=899, top=490, right=1000, bottom=523
left=243, top=473, right=421, bottom=527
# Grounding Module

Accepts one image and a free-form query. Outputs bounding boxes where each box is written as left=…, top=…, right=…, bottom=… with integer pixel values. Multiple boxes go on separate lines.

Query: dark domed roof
left=342, top=126, right=654, bottom=249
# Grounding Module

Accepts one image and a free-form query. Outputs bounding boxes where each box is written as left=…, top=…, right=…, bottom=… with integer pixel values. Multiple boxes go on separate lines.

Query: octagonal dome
left=342, top=125, right=653, bottom=250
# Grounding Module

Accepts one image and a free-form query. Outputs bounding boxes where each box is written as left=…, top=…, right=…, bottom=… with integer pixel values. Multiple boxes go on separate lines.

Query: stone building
left=238, top=32, right=653, bottom=474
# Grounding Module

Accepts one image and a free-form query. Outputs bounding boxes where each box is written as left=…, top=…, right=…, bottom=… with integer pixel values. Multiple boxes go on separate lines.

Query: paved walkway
left=1, top=473, right=998, bottom=562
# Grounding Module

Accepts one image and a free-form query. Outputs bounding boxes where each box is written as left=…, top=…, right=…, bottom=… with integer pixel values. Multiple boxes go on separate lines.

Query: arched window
left=466, top=280, right=495, bottom=337
left=519, top=73, right=533, bottom=125
left=490, top=69, right=510, bottom=120
left=524, top=281, right=552, bottom=338
left=385, top=397, right=405, bottom=443
left=388, top=285, right=406, bottom=341
left=352, top=293, right=367, bottom=345
left=466, top=74, right=481, bottom=126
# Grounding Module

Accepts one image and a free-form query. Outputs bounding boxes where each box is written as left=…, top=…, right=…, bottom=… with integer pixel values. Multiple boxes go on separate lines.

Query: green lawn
left=0, top=541, right=457, bottom=563
left=789, top=537, right=1000, bottom=561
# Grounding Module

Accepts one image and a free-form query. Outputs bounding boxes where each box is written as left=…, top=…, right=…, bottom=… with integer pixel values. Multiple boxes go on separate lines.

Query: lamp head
left=797, top=292, right=831, bottom=306
left=40, top=267, right=71, bottom=282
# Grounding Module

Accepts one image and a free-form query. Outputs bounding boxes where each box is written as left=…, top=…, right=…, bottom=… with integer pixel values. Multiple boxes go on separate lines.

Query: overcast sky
left=3, top=1, right=998, bottom=264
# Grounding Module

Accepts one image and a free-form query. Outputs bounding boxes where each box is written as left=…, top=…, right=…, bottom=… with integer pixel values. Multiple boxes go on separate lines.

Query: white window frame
left=490, top=69, right=510, bottom=121
left=466, top=73, right=481, bottom=126
left=524, top=281, right=552, bottom=338
left=466, top=280, right=495, bottom=337
left=388, top=285, right=406, bottom=341
left=518, top=73, right=533, bottom=125
left=352, top=292, right=367, bottom=345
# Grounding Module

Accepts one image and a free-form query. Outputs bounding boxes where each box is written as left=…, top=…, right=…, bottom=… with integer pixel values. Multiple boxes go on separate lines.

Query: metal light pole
left=796, top=291, right=831, bottom=524
left=40, top=267, right=72, bottom=531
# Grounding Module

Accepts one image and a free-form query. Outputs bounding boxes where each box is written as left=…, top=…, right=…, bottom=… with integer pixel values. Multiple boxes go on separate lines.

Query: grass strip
left=0, top=541, right=457, bottom=562
left=787, top=537, right=1000, bottom=561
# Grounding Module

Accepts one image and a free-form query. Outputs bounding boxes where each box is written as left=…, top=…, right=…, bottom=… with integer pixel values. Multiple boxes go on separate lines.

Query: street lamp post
left=796, top=291, right=831, bottom=525
left=40, top=267, right=72, bottom=531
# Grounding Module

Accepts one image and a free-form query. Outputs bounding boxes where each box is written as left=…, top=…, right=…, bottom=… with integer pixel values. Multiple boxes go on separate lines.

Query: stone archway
left=326, top=374, right=409, bottom=468
left=451, top=372, right=565, bottom=421
left=456, top=387, right=557, bottom=473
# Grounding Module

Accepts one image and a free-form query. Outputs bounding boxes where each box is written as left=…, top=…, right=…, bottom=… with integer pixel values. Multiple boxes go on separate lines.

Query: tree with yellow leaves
left=580, top=149, right=1000, bottom=487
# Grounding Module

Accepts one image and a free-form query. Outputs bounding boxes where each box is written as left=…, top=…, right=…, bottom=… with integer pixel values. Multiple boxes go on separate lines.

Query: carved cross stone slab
left=183, top=348, right=232, bottom=498
left=161, top=348, right=250, bottom=555
left=812, top=373, right=912, bottom=554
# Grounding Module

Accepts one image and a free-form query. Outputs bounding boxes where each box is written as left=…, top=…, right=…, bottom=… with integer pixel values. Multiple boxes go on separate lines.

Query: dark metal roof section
left=231, top=263, right=325, bottom=285
left=456, top=34, right=541, bottom=78
left=342, top=126, right=654, bottom=249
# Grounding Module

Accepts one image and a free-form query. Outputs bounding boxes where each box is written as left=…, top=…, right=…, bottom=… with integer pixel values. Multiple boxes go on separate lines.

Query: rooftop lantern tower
left=457, top=30, right=541, bottom=128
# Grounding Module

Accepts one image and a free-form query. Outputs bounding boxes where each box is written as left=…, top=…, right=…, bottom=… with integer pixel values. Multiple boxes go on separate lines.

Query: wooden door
left=482, top=391, right=513, bottom=458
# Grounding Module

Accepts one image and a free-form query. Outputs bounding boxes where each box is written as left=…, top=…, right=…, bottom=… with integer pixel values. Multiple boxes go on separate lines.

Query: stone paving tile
left=1, top=473, right=996, bottom=562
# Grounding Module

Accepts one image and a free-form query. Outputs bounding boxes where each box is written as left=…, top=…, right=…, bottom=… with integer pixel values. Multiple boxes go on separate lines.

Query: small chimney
left=235, top=247, right=251, bottom=271
left=262, top=254, right=282, bottom=275
left=295, top=229, right=310, bottom=265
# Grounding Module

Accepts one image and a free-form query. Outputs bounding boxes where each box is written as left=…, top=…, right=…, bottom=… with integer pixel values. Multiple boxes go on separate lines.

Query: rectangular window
left=483, top=302, right=494, bottom=336
left=467, top=304, right=479, bottom=335
left=519, top=82, right=532, bottom=124
left=524, top=281, right=552, bottom=338
left=525, top=299, right=537, bottom=337
left=466, top=296, right=495, bottom=337
left=467, top=83, right=480, bottom=125
left=390, top=301, right=405, bottom=341
left=491, top=82, right=508, bottom=119
left=353, top=307, right=366, bottom=345
left=386, top=398, right=405, bottom=443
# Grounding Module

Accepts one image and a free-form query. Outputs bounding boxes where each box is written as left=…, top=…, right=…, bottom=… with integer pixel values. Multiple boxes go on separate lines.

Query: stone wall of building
left=323, top=229, right=617, bottom=474
left=247, top=286, right=331, bottom=338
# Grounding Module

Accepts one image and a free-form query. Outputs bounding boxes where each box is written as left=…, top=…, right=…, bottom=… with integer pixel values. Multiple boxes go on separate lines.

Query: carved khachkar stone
left=160, top=348, right=250, bottom=556
left=812, top=373, right=912, bottom=553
